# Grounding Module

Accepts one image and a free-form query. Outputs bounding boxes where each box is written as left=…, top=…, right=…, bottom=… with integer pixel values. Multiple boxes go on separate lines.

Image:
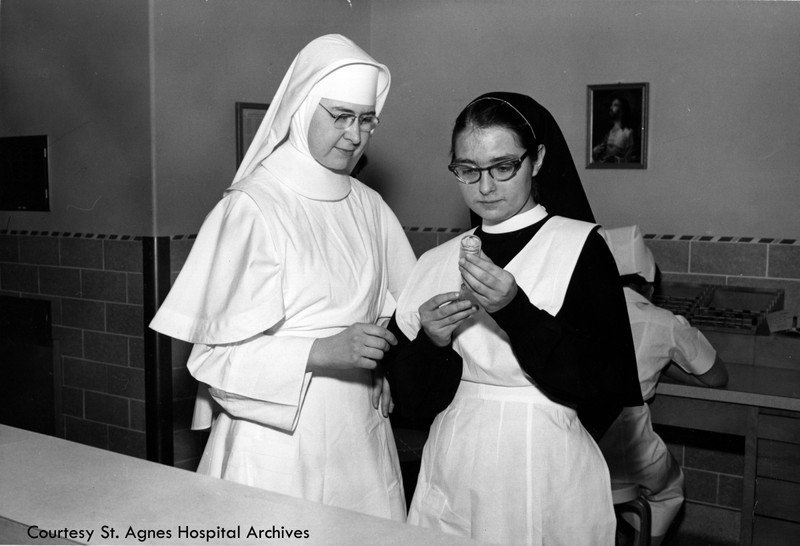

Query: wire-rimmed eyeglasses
left=318, top=103, right=380, bottom=132
left=448, top=150, right=530, bottom=184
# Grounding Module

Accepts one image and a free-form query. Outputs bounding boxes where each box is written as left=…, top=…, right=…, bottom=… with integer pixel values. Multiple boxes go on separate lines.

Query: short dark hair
left=620, top=265, right=662, bottom=297
left=651, top=265, right=663, bottom=297
left=620, top=273, right=650, bottom=293
left=450, top=98, right=538, bottom=163
left=451, top=98, right=541, bottom=205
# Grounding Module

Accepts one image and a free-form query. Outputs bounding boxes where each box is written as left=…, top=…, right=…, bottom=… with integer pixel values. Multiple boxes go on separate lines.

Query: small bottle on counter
left=458, top=235, right=481, bottom=302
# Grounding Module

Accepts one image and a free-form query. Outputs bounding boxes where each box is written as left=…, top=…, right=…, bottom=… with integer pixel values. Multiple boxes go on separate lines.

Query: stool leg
left=629, top=497, right=651, bottom=546
left=615, top=497, right=652, bottom=546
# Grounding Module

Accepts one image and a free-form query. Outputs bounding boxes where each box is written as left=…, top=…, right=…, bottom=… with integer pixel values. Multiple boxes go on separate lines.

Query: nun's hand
left=308, top=323, right=397, bottom=371
left=419, top=292, right=477, bottom=347
left=371, top=367, right=394, bottom=418
left=459, top=253, right=518, bottom=313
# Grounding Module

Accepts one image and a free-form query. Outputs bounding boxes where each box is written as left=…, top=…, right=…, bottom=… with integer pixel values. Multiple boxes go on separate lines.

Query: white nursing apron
left=397, top=214, right=616, bottom=545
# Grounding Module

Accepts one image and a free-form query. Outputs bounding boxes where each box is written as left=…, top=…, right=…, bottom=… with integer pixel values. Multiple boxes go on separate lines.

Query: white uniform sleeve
left=668, top=315, right=717, bottom=376
left=188, top=335, right=313, bottom=432
left=150, top=191, right=286, bottom=344
left=152, top=191, right=314, bottom=431
left=378, top=201, right=417, bottom=324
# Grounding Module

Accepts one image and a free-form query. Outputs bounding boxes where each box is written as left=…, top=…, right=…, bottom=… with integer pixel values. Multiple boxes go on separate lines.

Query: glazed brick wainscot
left=0, top=230, right=203, bottom=469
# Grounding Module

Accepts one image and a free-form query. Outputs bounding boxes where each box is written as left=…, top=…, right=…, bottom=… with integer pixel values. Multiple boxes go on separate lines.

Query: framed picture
left=235, top=102, right=269, bottom=166
left=586, top=83, right=648, bottom=169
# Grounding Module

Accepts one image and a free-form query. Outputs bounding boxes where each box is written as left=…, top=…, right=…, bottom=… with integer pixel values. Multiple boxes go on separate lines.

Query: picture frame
left=235, top=102, right=269, bottom=166
left=586, top=83, right=648, bottom=169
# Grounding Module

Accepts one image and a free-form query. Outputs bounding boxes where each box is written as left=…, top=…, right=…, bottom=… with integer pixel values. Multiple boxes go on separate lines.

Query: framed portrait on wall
left=235, top=102, right=269, bottom=166
left=586, top=83, right=648, bottom=169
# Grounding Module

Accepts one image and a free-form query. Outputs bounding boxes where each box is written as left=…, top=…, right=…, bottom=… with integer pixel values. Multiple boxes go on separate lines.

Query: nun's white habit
left=150, top=35, right=414, bottom=520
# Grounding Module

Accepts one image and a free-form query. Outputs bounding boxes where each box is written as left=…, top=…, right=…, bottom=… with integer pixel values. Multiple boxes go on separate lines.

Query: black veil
left=466, top=91, right=595, bottom=227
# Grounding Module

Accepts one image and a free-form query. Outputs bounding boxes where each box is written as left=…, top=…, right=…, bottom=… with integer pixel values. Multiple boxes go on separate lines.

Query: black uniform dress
left=386, top=214, right=642, bottom=440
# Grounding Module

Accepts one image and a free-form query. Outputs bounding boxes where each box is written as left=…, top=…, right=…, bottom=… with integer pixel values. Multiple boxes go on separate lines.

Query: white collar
left=482, top=204, right=548, bottom=234
left=262, top=142, right=351, bottom=201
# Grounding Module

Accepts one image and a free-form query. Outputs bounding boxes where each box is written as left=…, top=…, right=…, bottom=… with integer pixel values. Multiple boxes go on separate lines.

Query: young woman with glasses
left=386, top=92, right=643, bottom=544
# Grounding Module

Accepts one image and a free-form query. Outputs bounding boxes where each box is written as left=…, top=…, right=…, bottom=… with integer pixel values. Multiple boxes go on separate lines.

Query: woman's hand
left=420, top=292, right=477, bottom=347
left=308, top=323, right=397, bottom=371
left=459, top=252, right=518, bottom=313
left=371, top=368, right=394, bottom=417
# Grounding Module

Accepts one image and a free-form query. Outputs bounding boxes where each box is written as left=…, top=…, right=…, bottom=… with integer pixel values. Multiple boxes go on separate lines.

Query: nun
left=150, top=34, right=415, bottom=520
left=386, top=92, right=643, bottom=544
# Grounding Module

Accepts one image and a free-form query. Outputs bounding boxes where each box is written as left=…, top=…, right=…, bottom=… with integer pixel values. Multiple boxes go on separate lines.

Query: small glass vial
left=458, top=235, right=481, bottom=302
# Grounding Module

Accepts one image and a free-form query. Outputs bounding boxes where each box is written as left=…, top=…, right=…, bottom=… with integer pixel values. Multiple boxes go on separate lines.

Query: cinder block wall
left=0, top=231, right=146, bottom=457
left=646, top=233, right=800, bottom=315
left=0, top=230, right=206, bottom=468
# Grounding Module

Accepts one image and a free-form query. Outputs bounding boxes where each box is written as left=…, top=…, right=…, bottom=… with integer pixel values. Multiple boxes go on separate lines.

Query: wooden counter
left=655, top=361, right=800, bottom=413
left=651, top=335, right=800, bottom=546
left=0, top=425, right=481, bottom=545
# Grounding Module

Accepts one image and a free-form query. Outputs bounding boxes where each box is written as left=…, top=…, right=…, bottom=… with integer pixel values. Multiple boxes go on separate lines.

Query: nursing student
left=385, top=92, right=643, bottom=544
left=600, top=225, right=729, bottom=545
left=150, top=35, right=415, bottom=520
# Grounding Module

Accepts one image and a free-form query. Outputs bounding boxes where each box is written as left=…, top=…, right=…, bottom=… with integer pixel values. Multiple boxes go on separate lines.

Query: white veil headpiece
left=232, top=34, right=390, bottom=186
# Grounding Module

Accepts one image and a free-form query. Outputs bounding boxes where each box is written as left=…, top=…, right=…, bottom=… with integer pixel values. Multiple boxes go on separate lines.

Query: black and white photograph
left=1, top=2, right=799, bottom=545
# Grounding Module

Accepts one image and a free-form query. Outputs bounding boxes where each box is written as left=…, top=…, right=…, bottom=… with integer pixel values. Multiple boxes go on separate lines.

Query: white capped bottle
left=458, top=235, right=481, bottom=302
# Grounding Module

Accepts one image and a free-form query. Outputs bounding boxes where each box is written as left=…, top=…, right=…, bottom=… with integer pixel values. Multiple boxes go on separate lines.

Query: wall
left=0, top=232, right=148, bottom=457
left=0, top=0, right=152, bottom=235
left=2, top=0, right=797, bottom=240
left=0, top=0, right=371, bottom=236
left=648, top=232, right=800, bottom=315
left=365, top=0, right=800, bottom=240
left=151, top=0, right=371, bottom=235
left=662, top=427, right=743, bottom=544
left=5, top=1, right=796, bottom=240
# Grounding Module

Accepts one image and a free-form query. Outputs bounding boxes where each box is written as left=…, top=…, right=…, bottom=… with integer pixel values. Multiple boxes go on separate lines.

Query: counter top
left=0, top=425, right=480, bottom=545
left=656, top=361, right=800, bottom=412
left=653, top=329, right=800, bottom=411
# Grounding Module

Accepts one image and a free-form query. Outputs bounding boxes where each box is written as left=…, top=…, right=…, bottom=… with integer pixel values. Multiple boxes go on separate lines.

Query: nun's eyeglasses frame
left=318, top=103, right=380, bottom=132
left=448, top=150, right=530, bottom=185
